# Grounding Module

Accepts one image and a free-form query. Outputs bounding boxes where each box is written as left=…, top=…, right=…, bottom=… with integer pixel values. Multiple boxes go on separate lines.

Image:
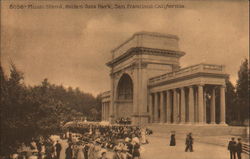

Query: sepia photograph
left=0, top=0, right=249, bottom=159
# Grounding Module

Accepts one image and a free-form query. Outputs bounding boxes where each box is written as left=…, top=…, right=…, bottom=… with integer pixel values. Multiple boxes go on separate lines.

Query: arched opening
left=115, top=74, right=133, bottom=121
left=117, top=74, right=133, bottom=100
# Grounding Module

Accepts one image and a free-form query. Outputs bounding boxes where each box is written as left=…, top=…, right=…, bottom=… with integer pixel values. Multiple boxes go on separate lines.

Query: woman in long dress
left=77, top=144, right=84, bottom=159
left=88, top=143, right=95, bottom=159
left=140, top=128, right=146, bottom=144
left=170, top=133, right=176, bottom=146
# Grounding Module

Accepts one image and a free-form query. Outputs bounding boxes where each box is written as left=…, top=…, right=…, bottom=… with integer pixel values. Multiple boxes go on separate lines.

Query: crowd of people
left=61, top=124, right=150, bottom=159
left=228, top=137, right=243, bottom=159
left=10, top=124, right=245, bottom=159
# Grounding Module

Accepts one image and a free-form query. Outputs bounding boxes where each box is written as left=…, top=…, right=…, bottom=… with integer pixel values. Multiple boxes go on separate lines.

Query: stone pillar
left=102, top=103, right=104, bottom=121
left=188, top=86, right=194, bottom=123
left=173, top=89, right=178, bottom=123
left=104, top=102, right=107, bottom=121
left=198, top=84, right=204, bottom=124
left=194, top=89, right=198, bottom=123
left=109, top=76, right=115, bottom=123
left=166, top=90, right=171, bottom=123
left=211, top=88, right=216, bottom=124
left=132, top=69, right=139, bottom=125
left=160, top=91, right=165, bottom=123
left=204, top=90, right=207, bottom=123
left=102, top=103, right=105, bottom=121
left=105, top=103, right=108, bottom=121
left=107, top=103, right=109, bottom=121
left=154, top=93, right=159, bottom=122
left=106, top=103, right=108, bottom=121
left=220, top=85, right=226, bottom=125
left=149, top=93, right=153, bottom=123
left=180, top=87, right=186, bottom=123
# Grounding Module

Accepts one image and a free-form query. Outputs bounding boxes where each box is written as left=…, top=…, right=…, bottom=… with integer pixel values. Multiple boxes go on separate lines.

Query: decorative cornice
left=111, top=31, right=179, bottom=53
left=107, top=47, right=185, bottom=67
left=134, top=31, right=179, bottom=40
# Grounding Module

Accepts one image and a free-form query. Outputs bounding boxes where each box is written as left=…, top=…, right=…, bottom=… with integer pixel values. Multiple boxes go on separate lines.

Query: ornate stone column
left=204, top=89, right=207, bottom=123
left=173, top=89, right=178, bottom=123
left=102, top=103, right=104, bottom=121
left=105, top=102, right=109, bottom=120
left=149, top=93, right=153, bottom=123
left=166, top=90, right=171, bottom=124
left=198, top=84, right=204, bottom=124
left=160, top=91, right=165, bottom=123
left=102, top=102, right=106, bottom=120
left=194, top=89, right=198, bottom=123
left=220, top=85, right=226, bottom=125
left=188, top=86, right=194, bottom=123
left=210, top=87, right=216, bottom=124
left=106, top=102, right=109, bottom=121
left=132, top=69, right=139, bottom=125
left=154, top=93, right=159, bottom=123
left=105, top=103, right=107, bottom=121
left=109, top=75, right=115, bottom=123
left=180, top=87, right=186, bottom=123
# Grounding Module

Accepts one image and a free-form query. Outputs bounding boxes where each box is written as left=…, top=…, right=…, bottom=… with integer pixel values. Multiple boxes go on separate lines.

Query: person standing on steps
left=65, top=144, right=73, bottom=159
left=170, top=131, right=176, bottom=146
left=236, top=138, right=242, bottom=159
left=55, top=140, right=62, bottom=159
left=185, top=133, right=194, bottom=152
left=227, top=137, right=236, bottom=159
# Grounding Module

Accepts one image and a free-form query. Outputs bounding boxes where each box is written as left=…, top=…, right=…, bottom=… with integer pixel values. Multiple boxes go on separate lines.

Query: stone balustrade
left=149, top=63, right=225, bottom=84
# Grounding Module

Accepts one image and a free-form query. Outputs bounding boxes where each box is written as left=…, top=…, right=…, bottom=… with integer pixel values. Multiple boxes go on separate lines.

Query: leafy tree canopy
left=0, top=64, right=101, bottom=156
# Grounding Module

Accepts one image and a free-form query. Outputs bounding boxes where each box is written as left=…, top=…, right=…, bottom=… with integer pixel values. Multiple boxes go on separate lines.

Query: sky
left=1, top=0, right=249, bottom=96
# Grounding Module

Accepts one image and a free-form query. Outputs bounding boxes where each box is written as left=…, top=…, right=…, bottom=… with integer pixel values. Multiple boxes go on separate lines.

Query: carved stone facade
left=101, top=32, right=228, bottom=126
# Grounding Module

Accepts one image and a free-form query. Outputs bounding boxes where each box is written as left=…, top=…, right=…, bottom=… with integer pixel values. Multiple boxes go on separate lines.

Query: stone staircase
left=147, top=124, right=249, bottom=155
left=147, top=124, right=247, bottom=136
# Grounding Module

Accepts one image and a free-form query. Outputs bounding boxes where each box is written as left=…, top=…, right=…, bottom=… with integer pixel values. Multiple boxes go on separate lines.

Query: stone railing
left=101, top=90, right=111, bottom=98
left=149, top=63, right=225, bottom=84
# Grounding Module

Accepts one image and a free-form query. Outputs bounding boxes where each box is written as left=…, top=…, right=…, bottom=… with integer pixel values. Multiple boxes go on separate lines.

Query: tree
left=0, top=64, right=29, bottom=155
left=236, top=59, right=249, bottom=124
left=225, top=78, right=237, bottom=124
left=0, top=63, right=101, bottom=156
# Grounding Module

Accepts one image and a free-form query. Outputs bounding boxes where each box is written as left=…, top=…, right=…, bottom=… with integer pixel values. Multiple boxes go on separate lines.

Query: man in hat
left=227, top=137, right=236, bottom=159
left=65, top=144, right=73, bottom=159
left=236, top=138, right=242, bottom=159
left=185, top=133, right=194, bottom=152
left=55, top=140, right=62, bottom=159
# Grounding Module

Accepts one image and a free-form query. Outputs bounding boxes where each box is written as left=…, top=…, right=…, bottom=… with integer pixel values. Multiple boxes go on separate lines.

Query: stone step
left=147, top=124, right=247, bottom=136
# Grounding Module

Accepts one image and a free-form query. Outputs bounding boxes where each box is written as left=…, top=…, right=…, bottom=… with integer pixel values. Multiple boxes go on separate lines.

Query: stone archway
left=116, top=73, right=133, bottom=119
